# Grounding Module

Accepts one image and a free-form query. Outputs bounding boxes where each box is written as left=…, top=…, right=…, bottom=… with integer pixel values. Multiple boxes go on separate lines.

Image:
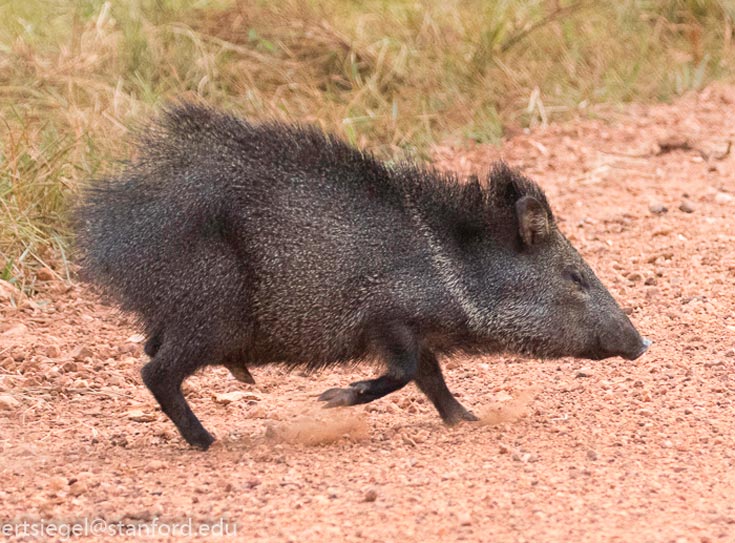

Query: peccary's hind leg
left=141, top=343, right=214, bottom=450
left=144, top=334, right=163, bottom=357
left=149, top=336, right=255, bottom=384
left=414, top=349, right=477, bottom=425
left=319, top=324, right=418, bottom=407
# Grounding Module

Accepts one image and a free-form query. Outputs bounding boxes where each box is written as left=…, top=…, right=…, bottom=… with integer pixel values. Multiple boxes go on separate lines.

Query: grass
left=1, top=0, right=734, bottom=289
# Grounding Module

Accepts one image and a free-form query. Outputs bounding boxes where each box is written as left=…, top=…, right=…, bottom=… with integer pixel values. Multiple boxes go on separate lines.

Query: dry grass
left=1, top=0, right=733, bottom=289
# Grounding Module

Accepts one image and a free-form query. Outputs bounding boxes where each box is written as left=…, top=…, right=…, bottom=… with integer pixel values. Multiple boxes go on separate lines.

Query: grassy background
left=1, top=0, right=733, bottom=289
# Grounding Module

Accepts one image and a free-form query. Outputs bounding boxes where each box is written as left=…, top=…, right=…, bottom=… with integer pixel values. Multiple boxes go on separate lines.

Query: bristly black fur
left=74, top=102, right=643, bottom=450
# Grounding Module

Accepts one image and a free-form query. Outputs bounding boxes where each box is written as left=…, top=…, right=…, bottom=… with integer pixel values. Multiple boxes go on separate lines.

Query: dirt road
left=2, top=86, right=735, bottom=542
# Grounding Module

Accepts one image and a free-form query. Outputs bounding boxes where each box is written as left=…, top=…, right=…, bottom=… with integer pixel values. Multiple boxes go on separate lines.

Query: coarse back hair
left=122, top=101, right=553, bottom=228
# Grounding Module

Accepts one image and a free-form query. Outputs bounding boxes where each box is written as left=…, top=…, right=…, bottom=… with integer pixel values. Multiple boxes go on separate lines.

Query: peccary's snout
left=597, top=314, right=651, bottom=361
left=624, top=336, right=651, bottom=360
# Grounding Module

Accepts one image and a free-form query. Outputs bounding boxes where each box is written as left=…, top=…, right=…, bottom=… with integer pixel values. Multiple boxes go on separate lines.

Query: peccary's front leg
left=414, top=349, right=477, bottom=425
left=318, top=324, right=418, bottom=408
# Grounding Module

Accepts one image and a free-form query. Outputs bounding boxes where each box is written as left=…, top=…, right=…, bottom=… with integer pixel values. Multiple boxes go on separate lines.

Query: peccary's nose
left=602, top=316, right=650, bottom=361
left=630, top=337, right=652, bottom=360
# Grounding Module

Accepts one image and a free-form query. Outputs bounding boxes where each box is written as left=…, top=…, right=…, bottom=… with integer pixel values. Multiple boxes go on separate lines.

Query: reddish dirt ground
left=2, top=86, right=735, bottom=542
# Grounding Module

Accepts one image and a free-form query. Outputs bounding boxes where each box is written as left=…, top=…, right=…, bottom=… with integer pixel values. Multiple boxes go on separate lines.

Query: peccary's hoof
left=225, top=363, right=256, bottom=384
left=443, top=408, right=479, bottom=426
left=460, top=411, right=479, bottom=423
left=318, top=387, right=361, bottom=407
left=186, top=430, right=216, bottom=451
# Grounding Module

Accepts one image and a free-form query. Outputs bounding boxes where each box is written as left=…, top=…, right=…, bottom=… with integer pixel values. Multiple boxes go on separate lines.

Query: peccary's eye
left=565, top=269, right=588, bottom=289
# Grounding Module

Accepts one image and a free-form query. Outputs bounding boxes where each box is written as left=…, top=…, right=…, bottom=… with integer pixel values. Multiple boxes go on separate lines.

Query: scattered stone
left=127, top=409, right=156, bottom=422
left=45, top=345, right=62, bottom=358
left=118, top=343, right=139, bottom=355
left=363, top=489, right=378, bottom=503
left=145, top=460, right=165, bottom=472
left=714, top=192, right=733, bottom=204
left=126, top=334, right=146, bottom=344
left=0, top=280, right=25, bottom=304
left=36, top=267, right=55, bottom=281
left=72, top=346, right=94, bottom=361
left=657, top=134, right=691, bottom=154
left=48, top=476, right=67, bottom=492
left=649, top=203, right=668, bottom=215
left=575, top=367, right=594, bottom=378
left=1, top=324, right=28, bottom=338
left=626, top=272, right=642, bottom=282
left=644, top=277, right=657, bottom=286
left=69, top=480, right=88, bottom=497
left=512, top=452, right=534, bottom=463
left=586, top=449, right=598, bottom=461
left=402, top=435, right=417, bottom=448
left=457, top=512, right=472, bottom=526
left=498, top=443, right=511, bottom=454
left=679, top=200, right=695, bottom=213
left=110, top=434, right=128, bottom=448
left=0, top=394, right=20, bottom=410
left=213, top=391, right=261, bottom=405
left=645, top=288, right=660, bottom=299
left=637, top=408, right=654, bottom=417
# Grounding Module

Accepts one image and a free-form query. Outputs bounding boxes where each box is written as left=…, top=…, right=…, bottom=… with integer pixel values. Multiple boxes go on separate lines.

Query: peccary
left=75, top=103, right=650, bottom=450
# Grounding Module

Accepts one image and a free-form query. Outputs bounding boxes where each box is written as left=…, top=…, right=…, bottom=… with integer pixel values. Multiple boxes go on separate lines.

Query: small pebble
left=126, top=409, right=156, bottom=422
left=575, top=367, right=594, bottom=378
left=714, top=192, right=733, bottom=204
left=363, top=489, right=378, bottom=502
left=649, top=203, right=668, bottom=215
left=73, top=346, right=94, bottom=361
left=1, top=324, right=28, bottom=337
left=0, top=394, right=20, bottom=410
left=36, top=267, right=55, bottom=281
left=45, top=345, right=62, bottom=359
left=47, top=476, right=67, bottom=492
left=69, top=480, right=88, bottom=497
left=679, top=200, right=695, bottom=213
left=145, top=460, right=165, bottom=472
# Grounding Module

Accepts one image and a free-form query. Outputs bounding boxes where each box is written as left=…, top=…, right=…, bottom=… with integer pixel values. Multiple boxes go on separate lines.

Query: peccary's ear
left=515, top=195, right=550, bottom=246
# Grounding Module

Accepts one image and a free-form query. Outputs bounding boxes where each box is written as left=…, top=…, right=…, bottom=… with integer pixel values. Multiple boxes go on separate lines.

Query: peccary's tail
left=73, top=172, right=173, bottom=326
left=73, top=103, right=247, bottom=333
